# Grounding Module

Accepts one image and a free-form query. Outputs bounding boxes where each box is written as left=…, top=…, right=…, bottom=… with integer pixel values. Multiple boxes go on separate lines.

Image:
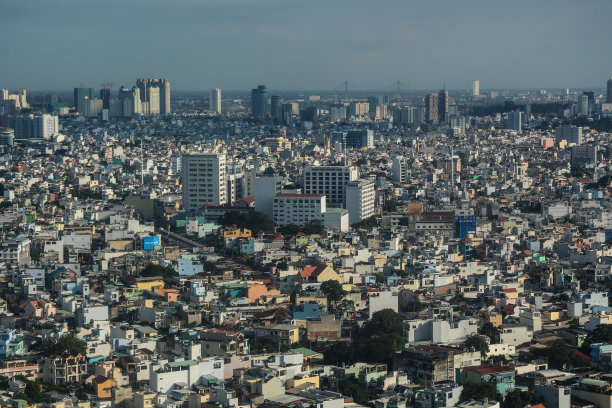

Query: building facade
left=182, top=154, right=228, bottom=211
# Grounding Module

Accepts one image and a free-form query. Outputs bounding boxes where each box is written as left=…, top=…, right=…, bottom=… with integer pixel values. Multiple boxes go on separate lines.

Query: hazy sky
left=2, top=0, right=611, bottom=91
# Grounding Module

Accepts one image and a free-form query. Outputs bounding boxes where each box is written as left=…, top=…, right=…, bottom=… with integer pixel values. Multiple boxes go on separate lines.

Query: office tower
left=148, top=86, right=160, bottom=114
left=607, top=77, right=612, bottom=103
left=300, top=106, right=318, bottom=123
left=136, top=78, right=171, bottom=114
left=583, top=91, right=595, bottom=115
left=210, top=88, right=222, bottom=114
left=181, top=153, right=227, bottom=211
left=116, top=86, right=141, bottom=116
left=345, top=180, right=375, bottom=225
left=254, top=168, right=284, bottom=220
left=251, top=85, right=268, bottom=120
left=99, top=87, right=111, bottom=110
left=555, top=126, right=583, bottom=145
left=9, top=114, right=58, bottom=140
left=507, top=111, right=522, bottom=131
left=346, top=129, right=374, bottom=149
left=0, top=127, right=15, bottom=146
left=330, top=104, right=347, bottom=122
left=579, top=95, right=589, bottom=116
left=270, top=95, right=282, bottom=122
left=472, top=80, right=480, bottom=96
left=438, top=89, right=449, bottom=123
left=375, top=105, right=388, bottom=120
left=73, top=87, right=93, bottom=113
left=280, top=103, right=294, bottom=126
left=303, top=165, right=358, bottom=206
left=0, top=90, right=7, bottom=100
left=425, top=93, right=439, bottom=124
left=392, top=156, right=409, bottom=183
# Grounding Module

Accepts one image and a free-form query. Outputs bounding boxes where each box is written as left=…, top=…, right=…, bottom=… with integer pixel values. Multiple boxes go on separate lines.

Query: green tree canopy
left=340, top=377, right=367, bottom=404
left=219, top=211, right=273, bottom=235
left=464, top=335, right=490, bottom=358
left=502, top=390, right=533, bottom=408
left=320, top=280, right=346, bottom=305
left=141, top=263, right=178, bottom=279
left=480, top=322, right=501, bottom=344
left=461, top=382, right=502, bottom=403
left=17, top=379, right=45, bottom=404
left=42, top=333, right=86, bottom=356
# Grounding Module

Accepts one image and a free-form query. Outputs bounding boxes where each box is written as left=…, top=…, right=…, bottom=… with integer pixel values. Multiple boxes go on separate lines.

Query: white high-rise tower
left=210, top=88, right=221, bottom=114
left=472, top=80, right=480, bottom=96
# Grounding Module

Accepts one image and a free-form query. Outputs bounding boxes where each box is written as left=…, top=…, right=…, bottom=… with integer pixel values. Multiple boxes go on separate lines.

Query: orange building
left=92, top=375, right=117, bottom=399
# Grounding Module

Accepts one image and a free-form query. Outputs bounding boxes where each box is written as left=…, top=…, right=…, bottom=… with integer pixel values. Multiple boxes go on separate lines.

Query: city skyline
left=2, top=0, right=611, bottom=91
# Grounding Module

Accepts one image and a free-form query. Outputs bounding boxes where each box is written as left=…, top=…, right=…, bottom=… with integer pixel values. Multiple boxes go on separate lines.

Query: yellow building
left=223, top=228, right=252, bottom=239
left=135, top=277, right=165, bottom=291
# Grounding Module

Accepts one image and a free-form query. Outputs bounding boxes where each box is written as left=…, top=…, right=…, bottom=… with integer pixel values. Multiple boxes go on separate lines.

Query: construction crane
left=100, top=82, right=113, bottom=90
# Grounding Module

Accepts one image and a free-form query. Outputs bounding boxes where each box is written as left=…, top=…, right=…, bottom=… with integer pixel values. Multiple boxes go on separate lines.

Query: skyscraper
left=270, top=95, right=282, bottom=123
left=472, top=80, right=480, bottom=96
left=99, top=87, right=111, bottom=110
left=136, top=78, right=171, bottom=115
left=73, top=87, right=93, bottom=113
left=507, top=111, right=522, bottom=131
left=181, top=153, right=228, bottom=211
left=251, top=85, right=267, bottom=120
left=607, top=77, right=612, bottom=103
left=210, top=88, right=221, bottom=114
left=425, top=93, right=439, bottom=124
left=583, top=91, right=595, bottom=115
left=438, top=89, right=449, bottom=123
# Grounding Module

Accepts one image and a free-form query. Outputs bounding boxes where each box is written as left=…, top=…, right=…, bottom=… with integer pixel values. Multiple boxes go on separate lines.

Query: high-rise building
left=607, top=77, right=612, bottom=103
left=392, top=156, right=409, bottom=183
left=210, top=88, right=222, bottom=114
left=579, top=95, right=589, bottom=116
left=507, top=111, right=522, bottom=131
left=270, top=95, right=282, bottom=122
left=136, top=78, right=171, bottom=114
left=9, top=114, right=58, bottom=140
left=251, top=85, right=268, bottom=120
left=83, top=99, right=103, bottom=118
left=330, top=104, right=347, bottom=122
left=571, top=145, right=597, bottom=165
left=73, top=87, right=93, bottom=113
left=345, top=180, right=376, bottom=225
left=303, top=165, right=358, bottom=206
left=100, top=88, right=111, bottom=110
left=148, top=86, right=160, bottom=114
left=450, top=116, right=467, bottom=136
left=273, top=194, right=326, bottom=227
left=438, top=90, right=449, bottom=123
left=425, top=93, right=439, bottom=124
left=181, top=153, right=227, bottom=211
left=472, top=80, right=480, bottom=96
left=0, top=127, right=14, bottom=146
left=349, top=102, right=369, bottom=117
left=226, top=163, right=245, bottom=205
left=254, top=169, right=284, bottom=220
left=346, top=129, right=374, bottom=149
left=583, top=91, right=595, bottom=115
left=555, top=126, right=583, bottom=145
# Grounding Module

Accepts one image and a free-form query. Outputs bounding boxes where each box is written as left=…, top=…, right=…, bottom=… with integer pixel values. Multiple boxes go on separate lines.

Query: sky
left=1, top=0, right=611, bottom=91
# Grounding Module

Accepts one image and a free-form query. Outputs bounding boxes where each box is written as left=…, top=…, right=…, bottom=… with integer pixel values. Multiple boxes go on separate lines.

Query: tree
left=461, top=382, right=501, bottom=402
left=141, top=263, right=178, bottom=279
left=42, top=333, right=86, bottom=356
left=480, top=323, right=501, bottom=344
left=502, top=390, right=533, bottom=408
left=219, top=211, right=273, bottom=235
left=320, top=280, right=346, bottom=307
left=383, top=199, right=399, bottom=212
left=16, top=379, right=45, bottom=404
left=363, top=309, right=404, bottom=337
left=340, top=377, right=367, bottom=404
left=464, top=335, right=490, bottom=358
